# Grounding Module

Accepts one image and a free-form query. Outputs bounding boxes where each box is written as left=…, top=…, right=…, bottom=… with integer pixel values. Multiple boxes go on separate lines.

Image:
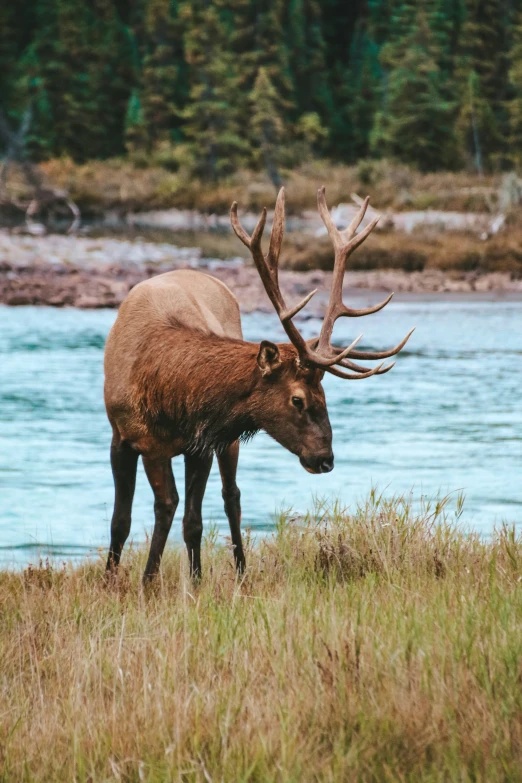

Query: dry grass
left=36, top=158, right=503, bottom=216
left=1, top=493, right=522, bottom=782
left=281, top=227, right=522, bottom=277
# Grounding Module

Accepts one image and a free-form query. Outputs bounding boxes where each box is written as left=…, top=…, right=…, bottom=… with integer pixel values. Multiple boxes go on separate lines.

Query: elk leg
left=142, top=456, right=179, bottom=581
left=217, top=441, right=245, bottom=573
left=183, top=452, right=213, bottom=579
left=106, top=438, right=139, bottom=571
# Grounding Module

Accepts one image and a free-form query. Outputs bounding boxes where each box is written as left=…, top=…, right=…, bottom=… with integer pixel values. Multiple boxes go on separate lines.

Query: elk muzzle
left=299, top=453, right=334, bottom=474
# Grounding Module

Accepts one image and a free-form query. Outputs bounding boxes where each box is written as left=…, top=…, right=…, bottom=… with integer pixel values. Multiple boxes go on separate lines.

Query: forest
left=1, top=0, right=522, bottom=181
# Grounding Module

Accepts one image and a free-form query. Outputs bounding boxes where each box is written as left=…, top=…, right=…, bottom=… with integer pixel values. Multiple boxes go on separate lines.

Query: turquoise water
left=1, top=299, right=521, bottom=565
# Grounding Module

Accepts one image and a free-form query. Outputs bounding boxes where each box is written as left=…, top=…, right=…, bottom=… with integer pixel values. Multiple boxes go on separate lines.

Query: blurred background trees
left=2, top=0, right=522, bottom=179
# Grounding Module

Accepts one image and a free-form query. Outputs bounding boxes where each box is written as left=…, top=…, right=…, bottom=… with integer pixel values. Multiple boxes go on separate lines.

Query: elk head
left=231, top=187, right=414, bottom=474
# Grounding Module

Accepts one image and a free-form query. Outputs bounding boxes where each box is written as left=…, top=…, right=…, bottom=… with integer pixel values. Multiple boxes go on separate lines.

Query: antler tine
left=324, top=360, right=395, bottom=381
left=281, top=289, right=317, bottom=321
left=268, top=187, right=285, bottom=269
left=317, top=185, right=342, bottom=249
left=250, top=207, right=268, bottom=252
left=230, top=190, right=316, bottom=359
left=305, top=336, right=376, bottom=373
left=230, top=201, right=253, bottom=249
left=341, top=195, right=369, bottom=240
left=337, top=357, right=381, bottom=373
left=345, top=328, right=416, bottom=360
left=315, top=186, right=392, bottom=363
left=342, top=292, right=393, bottom=318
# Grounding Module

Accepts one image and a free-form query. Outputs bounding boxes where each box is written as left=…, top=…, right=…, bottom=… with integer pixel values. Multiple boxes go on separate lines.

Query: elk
left=104, top=187, right=413, bottom=581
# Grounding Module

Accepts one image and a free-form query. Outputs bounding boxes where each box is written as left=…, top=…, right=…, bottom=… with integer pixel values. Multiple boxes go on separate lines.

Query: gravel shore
left=1, top=230, right=521, bottom=311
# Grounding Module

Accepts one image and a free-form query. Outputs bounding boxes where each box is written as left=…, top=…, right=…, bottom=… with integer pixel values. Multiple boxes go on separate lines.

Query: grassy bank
left=3, top=158, right=522, bottom=278
left=95, top=223, right=522, bottom=278
left=36, top=158, right=503, bottom=215
left=281, top=227, right=522, bottom=277
left=42, top=159, right=522, bottom=278
left=1, top=494, right=521, bottom=781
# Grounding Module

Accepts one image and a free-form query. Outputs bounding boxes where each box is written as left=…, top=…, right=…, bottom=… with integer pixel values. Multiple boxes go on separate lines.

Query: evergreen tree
left=228, top=0, right=295, bottom=112
left=0, top=8, right=20, bottom=112
left=124, top=89, right=148, bottom=154
left=286, top=0, right=332, bottom=135
left=249, top=67, right=285, bottom=188
left=181, top=0, right=248, bottom=180
left=371, top=8, right=457, bottom=170
left=138, top=0, right=187, bottom=150
left=19, top=0, right=133, bottom=161
left=320, top=0, right=369, bottom=161
left=1, top=0, right=522, bottom=173
left=455, top=0, right=511, bottom=170
left=508, top=10, right=522, bottom=168
left=340, top=15, right=382, bottom=161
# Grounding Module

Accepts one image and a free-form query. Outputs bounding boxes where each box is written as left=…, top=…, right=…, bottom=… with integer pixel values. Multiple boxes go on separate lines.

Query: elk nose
left=320, top=455, right=334, bottom=473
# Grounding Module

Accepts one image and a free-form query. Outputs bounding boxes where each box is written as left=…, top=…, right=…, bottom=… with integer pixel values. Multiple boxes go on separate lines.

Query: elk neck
left=133, top=324, right=295, bottom=454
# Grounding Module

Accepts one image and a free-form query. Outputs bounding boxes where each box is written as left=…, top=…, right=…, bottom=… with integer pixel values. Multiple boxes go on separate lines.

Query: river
left=1, top=297, right=521, bottom=566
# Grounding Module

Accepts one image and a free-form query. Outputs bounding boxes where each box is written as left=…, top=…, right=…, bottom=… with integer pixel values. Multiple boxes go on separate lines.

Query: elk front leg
left=106, top=437, right=139, bottom=572
left=142, top=456, right=179, bottom=582
left=183, top=452, right=213, bottom=579
left=217, top=441, right=245, bottom=573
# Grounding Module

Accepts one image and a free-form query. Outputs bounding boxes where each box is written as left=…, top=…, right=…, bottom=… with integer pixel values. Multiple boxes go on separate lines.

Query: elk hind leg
left=142, top=456, right=179, bottom=581
left=183, top=452, right=213, bottom=579
left=217, top=441, right=245, bottom=573
left=106, top=436, right=139, bottom=572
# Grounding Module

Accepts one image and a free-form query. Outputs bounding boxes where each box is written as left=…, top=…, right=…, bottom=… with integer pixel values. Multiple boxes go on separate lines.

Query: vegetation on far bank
left=3, top=159, right=522, bottom=278
left=35, top=158, right=508, bottom=215
left=282, top=222, right=522, bottom=277
left=1, top=493, right=522, bottom=781
left=41, top=158, right=522, bottom=278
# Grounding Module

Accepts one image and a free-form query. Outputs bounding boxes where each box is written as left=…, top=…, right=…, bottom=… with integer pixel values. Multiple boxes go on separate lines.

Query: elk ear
left=257, top=340, right=282, bottom=376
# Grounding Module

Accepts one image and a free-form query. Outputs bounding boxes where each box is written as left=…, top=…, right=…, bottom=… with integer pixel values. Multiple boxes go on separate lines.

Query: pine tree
left=249, top=68, right=284, bottom=188
left=0, top=8, right=20, bottom=112
left=19, top=0, right=134, bottom=161
left=455, top=0, right=511, bottom=170
left=181, top=0, right=248, bottom=180
left=340, top=14, right=383, bottom=161
left=3, top=0, right=521, bottom=172
left=508, top=10, right=522, bottom=168
left=227, top=0, right=295, bottom=113
left=319, top=0, right=369, bottom=161
left=371, top=8, right=457, bottom=170
left=124, top=89, right=148, bottom=154
left=286, top=0, right=332, bottom=137
left=138, top=0, right=187, bottom=150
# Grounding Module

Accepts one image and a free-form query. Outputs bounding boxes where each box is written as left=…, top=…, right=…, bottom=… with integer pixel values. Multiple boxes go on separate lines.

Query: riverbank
left=1, top=497, right=521, bottom=781
left=33, top=158, right=511, bottom=215
left=2, top=230, right=522, bottom=309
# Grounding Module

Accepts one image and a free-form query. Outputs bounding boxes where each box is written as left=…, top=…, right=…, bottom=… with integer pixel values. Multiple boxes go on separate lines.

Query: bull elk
left=104, top=187, right=413, bottom=580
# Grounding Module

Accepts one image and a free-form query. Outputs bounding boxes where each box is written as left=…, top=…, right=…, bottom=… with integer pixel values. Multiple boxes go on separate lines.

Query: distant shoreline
left=2, top=261, right=522, bottom=310
left=1, top=229, right=521, bottom=310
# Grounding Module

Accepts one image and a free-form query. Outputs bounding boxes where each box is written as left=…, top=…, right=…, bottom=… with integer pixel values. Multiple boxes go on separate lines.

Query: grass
left=4, top=158, right=522, bottom=277
left=33, top=157, right=502, bottom=216
left=280, top=225, right=522, bottom=277
left=1, top=492, right=522, bottom=781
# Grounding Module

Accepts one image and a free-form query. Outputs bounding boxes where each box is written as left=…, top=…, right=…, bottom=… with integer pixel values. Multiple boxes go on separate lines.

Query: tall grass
left=1, top=493, right=521, bottom=781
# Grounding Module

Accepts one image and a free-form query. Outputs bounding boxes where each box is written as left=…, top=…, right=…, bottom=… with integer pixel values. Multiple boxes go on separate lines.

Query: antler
left=231, top=188, right=316, bottom=358
left=230, top=187, right=414, bottom=379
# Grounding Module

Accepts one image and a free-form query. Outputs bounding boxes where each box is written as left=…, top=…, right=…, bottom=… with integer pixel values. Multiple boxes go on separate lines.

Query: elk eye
left=292, top=396, right=304, bottom=411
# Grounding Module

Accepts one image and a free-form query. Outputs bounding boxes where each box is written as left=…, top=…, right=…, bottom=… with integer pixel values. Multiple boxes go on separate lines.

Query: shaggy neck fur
left=132, top=323, right=297, bottom=455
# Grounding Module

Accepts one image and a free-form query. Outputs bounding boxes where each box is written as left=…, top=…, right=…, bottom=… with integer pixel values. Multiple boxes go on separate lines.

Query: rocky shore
left=1, top=230, right=521, bottom=311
